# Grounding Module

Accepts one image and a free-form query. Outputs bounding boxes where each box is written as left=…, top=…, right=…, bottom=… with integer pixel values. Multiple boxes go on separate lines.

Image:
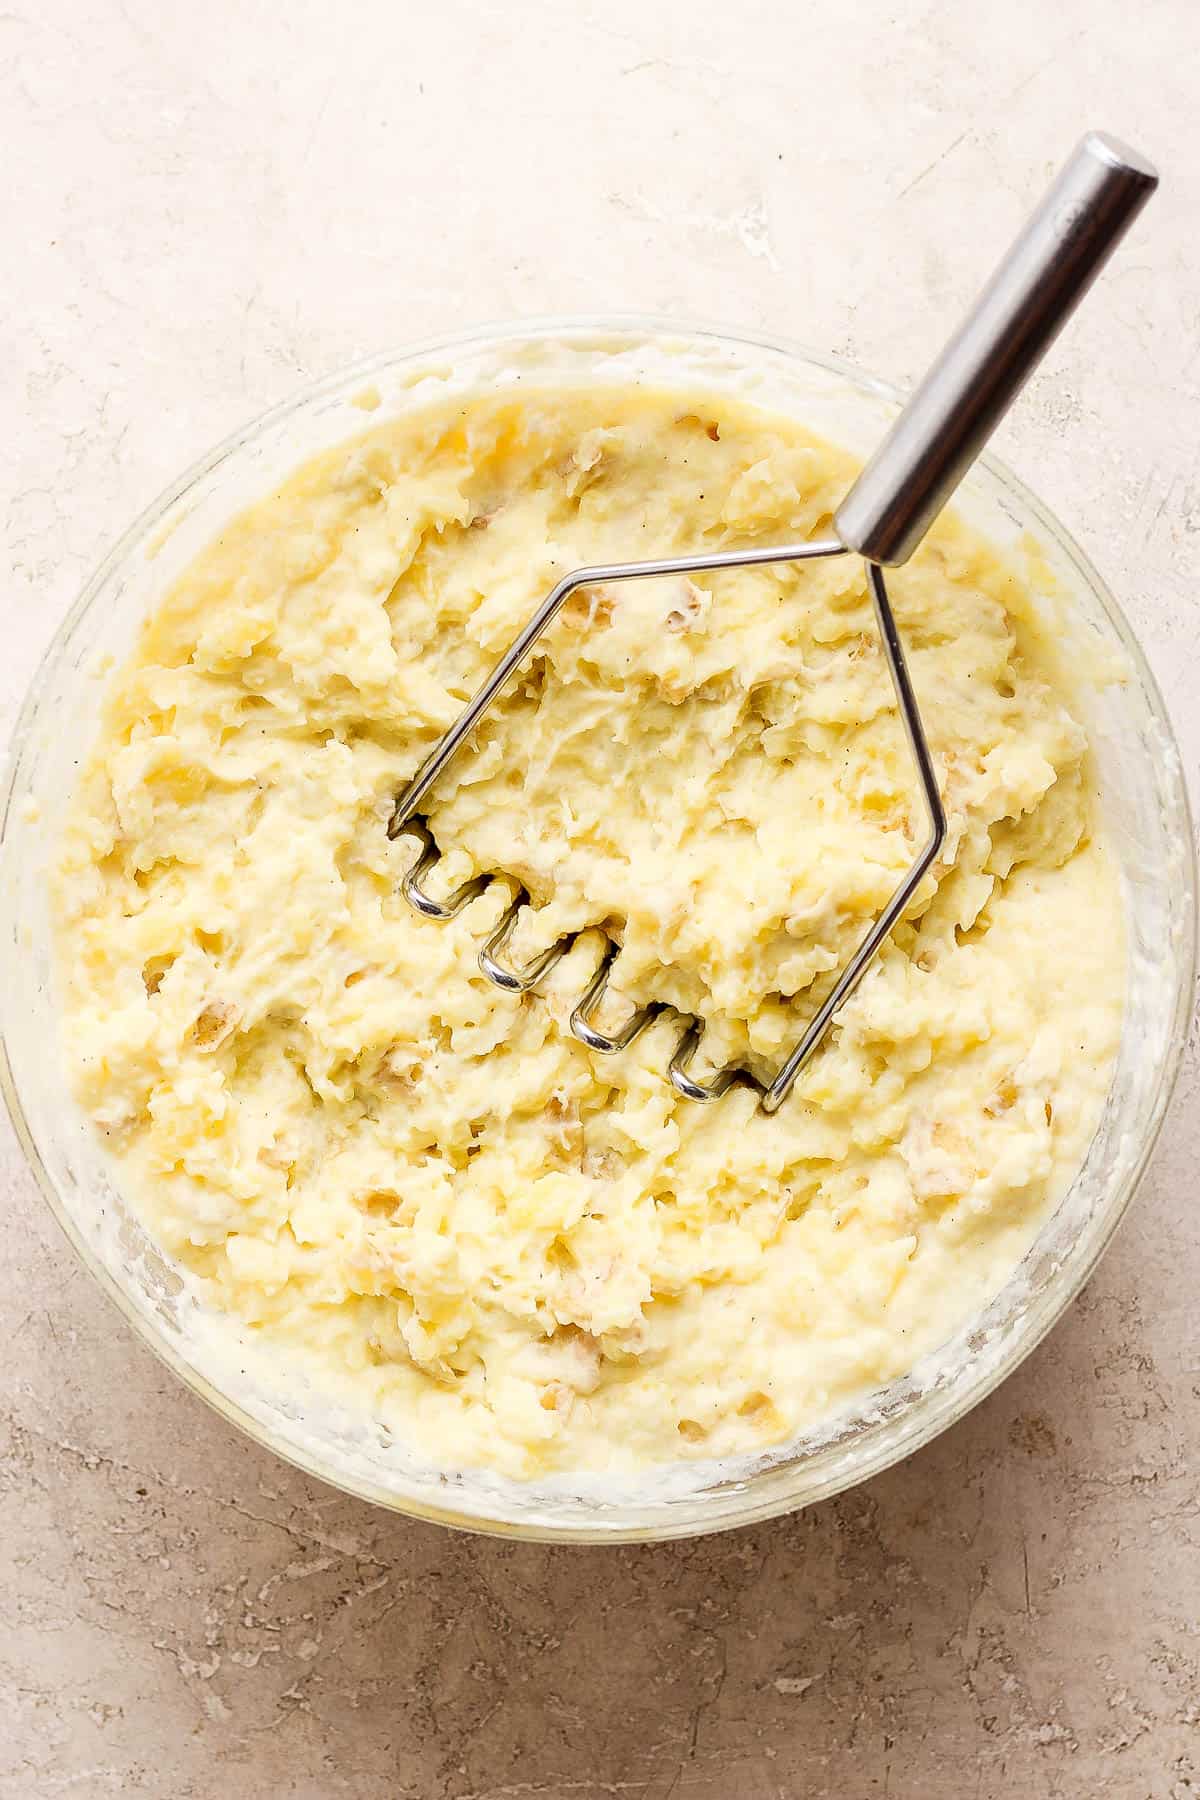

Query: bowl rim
left=3, top=311, right=1195, bottom=1543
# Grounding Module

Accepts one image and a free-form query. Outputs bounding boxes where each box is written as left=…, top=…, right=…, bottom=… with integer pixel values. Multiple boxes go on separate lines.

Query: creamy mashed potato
left=54, top=386, right=1123, bottom=1478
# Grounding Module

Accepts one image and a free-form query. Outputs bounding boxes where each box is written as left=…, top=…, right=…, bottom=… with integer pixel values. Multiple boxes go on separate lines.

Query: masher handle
left=834, top=131, right=1158, bottom=567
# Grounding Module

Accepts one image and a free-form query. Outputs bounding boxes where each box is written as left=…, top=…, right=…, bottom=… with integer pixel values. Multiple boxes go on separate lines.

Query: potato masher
left=389, top=133, right=1156, bottom=1114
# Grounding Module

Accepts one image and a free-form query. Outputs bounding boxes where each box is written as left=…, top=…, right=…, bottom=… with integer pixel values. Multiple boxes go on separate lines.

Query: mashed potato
left=53, top=385, right=1122, bottom=1478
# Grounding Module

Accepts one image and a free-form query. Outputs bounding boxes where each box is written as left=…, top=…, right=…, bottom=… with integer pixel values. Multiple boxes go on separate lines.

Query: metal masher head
left=387, top=133, right=1156, bottom=1113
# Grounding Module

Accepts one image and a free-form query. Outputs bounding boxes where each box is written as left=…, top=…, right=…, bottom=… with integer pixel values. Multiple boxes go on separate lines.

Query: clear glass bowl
left=1, top=319, right=1193, bottom=1542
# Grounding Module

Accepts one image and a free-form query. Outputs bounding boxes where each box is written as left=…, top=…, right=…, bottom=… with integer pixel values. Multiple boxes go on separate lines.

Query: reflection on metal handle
left=834, top=131, right=1158, bottom=567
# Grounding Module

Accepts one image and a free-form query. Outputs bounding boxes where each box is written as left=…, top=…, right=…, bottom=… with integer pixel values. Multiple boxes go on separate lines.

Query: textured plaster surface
left=2, top=1, right=1198, bottom=1795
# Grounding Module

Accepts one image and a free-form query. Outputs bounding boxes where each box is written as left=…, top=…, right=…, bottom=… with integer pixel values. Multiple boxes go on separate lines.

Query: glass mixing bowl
left=1, top=320, right=1193, bottom=1542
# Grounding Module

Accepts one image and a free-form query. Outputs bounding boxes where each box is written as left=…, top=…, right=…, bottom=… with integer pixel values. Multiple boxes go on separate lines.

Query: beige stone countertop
left=2, top=1, right=1197, bottom=1794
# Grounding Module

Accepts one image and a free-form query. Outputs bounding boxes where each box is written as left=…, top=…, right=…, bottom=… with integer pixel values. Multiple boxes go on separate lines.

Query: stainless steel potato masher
left=389, top=133, right=1156, bottom=1113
